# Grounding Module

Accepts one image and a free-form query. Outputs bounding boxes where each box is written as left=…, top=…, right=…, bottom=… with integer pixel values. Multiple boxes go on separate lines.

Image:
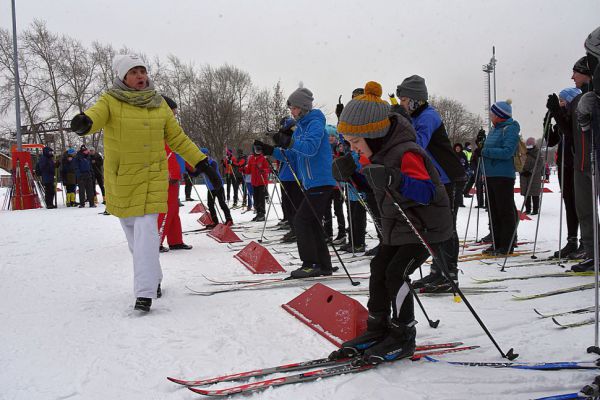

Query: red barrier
left=197, top=212, right=214, bottom=226
left=190, top=203, right=207, bottom=213
left=282, top=283, right=368, bottom=347
left=234, top=241, right=286, bottom=274
left=207, top=223, right=243, bottom=243
left=518, top=210, right=532, bottom=221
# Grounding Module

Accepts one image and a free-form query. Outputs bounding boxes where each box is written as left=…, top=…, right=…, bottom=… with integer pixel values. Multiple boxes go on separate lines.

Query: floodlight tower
left=482, top=46, right=497, bottom=132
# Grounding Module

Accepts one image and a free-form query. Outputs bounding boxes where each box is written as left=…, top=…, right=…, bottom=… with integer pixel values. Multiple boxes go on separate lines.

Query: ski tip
left=505, top=348, right=519, bottom=361
left=188, top=386, right=211, bottom=395
left=167, top=376, right=188, bottom=385
left=552, top=317, right=567, bottom=328
left=533, top=308, right=543, bottom=317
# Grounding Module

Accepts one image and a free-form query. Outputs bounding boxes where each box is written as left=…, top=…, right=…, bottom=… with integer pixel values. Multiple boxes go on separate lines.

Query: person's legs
left=43, top=183, right=54, bottom=208
left=215, top=188, right=232, bottom=221
left=333, top=188, right=346, bottom=238
left=207, top=190, right=218, bottom=223
left=574, top=169, right=596, bottom=258
left=119, top=214, right=162, bottom=300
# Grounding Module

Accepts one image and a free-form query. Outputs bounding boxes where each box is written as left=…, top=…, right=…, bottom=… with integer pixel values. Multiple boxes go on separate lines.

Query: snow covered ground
left=1, top=175, right=598, bottom=399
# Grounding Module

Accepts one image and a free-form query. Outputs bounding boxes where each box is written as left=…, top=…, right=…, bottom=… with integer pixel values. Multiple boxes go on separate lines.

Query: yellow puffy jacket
left=83, top=93, right=205, bottom=218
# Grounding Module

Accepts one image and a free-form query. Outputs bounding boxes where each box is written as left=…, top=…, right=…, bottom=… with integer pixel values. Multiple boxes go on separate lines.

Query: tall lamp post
left=11, top=0, right=22, bottom=151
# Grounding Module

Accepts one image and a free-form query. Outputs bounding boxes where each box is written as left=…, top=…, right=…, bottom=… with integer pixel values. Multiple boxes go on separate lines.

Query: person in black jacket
left=35, top=146, right=57, bottom=208
left=61, top=148, right=78, bottom=207
left=74, top=145, right=96, bottom=208
left=89, top=148, right=105, bottom=204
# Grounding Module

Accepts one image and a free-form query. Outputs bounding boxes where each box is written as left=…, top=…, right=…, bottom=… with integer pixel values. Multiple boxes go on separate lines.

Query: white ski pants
left=119, top=214, right=162, bottom=298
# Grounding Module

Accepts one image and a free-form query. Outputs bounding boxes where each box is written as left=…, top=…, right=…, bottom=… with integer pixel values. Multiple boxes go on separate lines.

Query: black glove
left=546, top=93, right=561, bottom=115
left=520, top=171, right=531, bottom=178
left=362, top=164, right=402, bottom=191
left=70, top=112, right=93, bottom=136
left=271, top=130, right=293, bottom=149
left=331, top=153, right=357, bottom=181
left=253, top=140, right=274, bottom=156
left=193, top=158, right=222, bottom=189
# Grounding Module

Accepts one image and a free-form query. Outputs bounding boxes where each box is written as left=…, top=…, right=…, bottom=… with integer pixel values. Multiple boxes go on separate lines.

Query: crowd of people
left=30, top=24, right=600, bottom=365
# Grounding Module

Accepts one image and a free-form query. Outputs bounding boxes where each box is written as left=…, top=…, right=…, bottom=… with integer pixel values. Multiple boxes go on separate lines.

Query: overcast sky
left=1, top=0, right=599, bottom=139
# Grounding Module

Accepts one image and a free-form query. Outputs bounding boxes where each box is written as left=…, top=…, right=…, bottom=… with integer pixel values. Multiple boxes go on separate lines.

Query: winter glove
left=577, top=92, right=600, bottom=132
left=70, top=112, right=93, bottom=136
left=253, top=140, right=274, bottom=156
left=546, top=93, right=561, bottom=115
left=362, top=164, right=402, bottom=191
left=192, top=158, right=222, bottom=189
left=271, top=130, right=293, bottom=149
left=335, top=95, right=344, bottom=119
left=331, top=153, right=357, bottom=182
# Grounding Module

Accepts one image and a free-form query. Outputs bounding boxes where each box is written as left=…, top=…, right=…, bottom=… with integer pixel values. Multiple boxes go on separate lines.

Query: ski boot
left=170, top=243, right=193, bottom=250
left=134, top=297, right=152, bottom=312
left=157, top=283, right=162, bottom=298
left=360, top=320, right=417, bottom=365
left=329, top=312, right=389, bottom=360
left=478, top=233, right=492, bottom=243
left=365, top=244, right=380, bottom=257
left=553, top=237, right=578, bottom=259
left=412, top=269, right=442, bottom=289
left=421, top=270, right=459, bottom=293
left=570, top=258, right=595, bottom=273
left=568, top=240, right=587, bottom=260
left=332, top=231, right=346, bottom=245
left=340, top=243, right=366, bottom=253
left=289, top=263, right=333, bottom=279
left=281, top=231, right=296, bottom=243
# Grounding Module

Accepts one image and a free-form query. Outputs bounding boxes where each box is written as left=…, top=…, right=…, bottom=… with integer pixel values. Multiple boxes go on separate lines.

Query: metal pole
left=346, top=184, right=355, bottom=256
left=492, top=46, right=497, bottom=103
left=11, top=0, right=22, bottom=152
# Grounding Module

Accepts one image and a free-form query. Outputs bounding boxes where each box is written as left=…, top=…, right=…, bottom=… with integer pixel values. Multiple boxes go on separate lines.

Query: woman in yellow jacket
left=70, top=54, right=220, bottom=312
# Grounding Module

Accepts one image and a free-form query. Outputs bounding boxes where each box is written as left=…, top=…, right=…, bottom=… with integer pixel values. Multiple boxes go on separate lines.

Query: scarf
left=107, top=78, right=164, bottom=108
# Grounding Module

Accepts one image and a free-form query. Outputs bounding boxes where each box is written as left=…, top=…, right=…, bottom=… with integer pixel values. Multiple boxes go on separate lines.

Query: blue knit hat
left=67, top=148, right=75, bottom=155
left=490, top=99, right=512, bottom=119
left=559, top=87, right=582, bottom=104
left=200, top=147, right=209, bottom=155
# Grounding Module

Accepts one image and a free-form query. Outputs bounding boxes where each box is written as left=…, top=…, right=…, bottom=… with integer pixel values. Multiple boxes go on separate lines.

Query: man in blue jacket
left=254, top=87, right=336, bottom=278
left=74, top=145, right=96, bottom=208
left=200, top=147, right=233, bottom=227
left=396, top=76, right=466, bottom=292
left=35, top=146, right=57, bottom=208
left=481, top=100, right=520, bottom=255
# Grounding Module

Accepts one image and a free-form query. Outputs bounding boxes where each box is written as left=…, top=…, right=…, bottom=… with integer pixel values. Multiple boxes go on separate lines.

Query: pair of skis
left=472, top=271, right=592, bottom=284
left=512, top=283, right=595, bottom=301
left=168, top=342, right=476, bottom=396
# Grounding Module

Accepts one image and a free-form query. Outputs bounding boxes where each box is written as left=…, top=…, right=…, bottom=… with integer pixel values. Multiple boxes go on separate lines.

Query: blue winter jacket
left=203, top=157, right=224, bottom=191
left=74, top=151, right=93, bottom=178
left=412, top=105, right=451, bottom=184
left=272, top=109, right=336, bottom=190
left=482, top=118, right=521, bottom=178
left=277, top=158, right=295, bottom=182
left=36, top=147, right=56, bottom=185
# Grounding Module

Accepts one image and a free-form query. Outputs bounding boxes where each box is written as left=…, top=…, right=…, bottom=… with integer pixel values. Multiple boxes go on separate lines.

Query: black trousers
left=525, top=196, right=540, bottom=213
left=43, top=182, right=55, bottom=208
left=208, top=187, right=232, bottom=223
left=94, top=173, right=105, bottom=197
left=324, top=188, right=345, bottom=237
left=557, top=165, right=579, bottom=239
left=430, top=180, right=464, bottom=272
left=281, top=180, right=302, bottom=233
left=78, top=173, right=95, bottom=206
left=368, top=243, right=430, bottom=323
left=253, top=185, right=266, bottom=217
left=184, top=173, right=193, bottom=199
left=225, top=174, right=239, bottom=204
left=348, top=200, right=367, bottom=246
left=487, top=177, right=517, bottom=250
left=294, top=186, right=334, bottom=270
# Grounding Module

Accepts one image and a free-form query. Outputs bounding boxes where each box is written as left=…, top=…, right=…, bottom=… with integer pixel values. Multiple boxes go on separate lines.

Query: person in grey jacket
left=519, top=137, right=544, bottom=215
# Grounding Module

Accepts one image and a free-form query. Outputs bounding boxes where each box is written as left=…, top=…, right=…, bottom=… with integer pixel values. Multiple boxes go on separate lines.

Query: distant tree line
left=0, top=20, right=287, bottom=158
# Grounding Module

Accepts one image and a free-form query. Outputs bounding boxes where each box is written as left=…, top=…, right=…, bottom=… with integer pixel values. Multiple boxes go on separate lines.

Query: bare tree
left=430, top=95, right=484, bottom=145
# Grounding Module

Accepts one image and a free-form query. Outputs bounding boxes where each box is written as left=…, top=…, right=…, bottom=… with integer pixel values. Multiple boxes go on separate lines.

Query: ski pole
left=461, top=157, right=482, bottom=254
left=346, top=183, right=355, bottom=256
left=280, top=150, right=359, bottom=286
left=530, top=135, right=552, bottom=259
left=402, top=258, right=440, bottom=328
left=258, top=182, right=277, bottom=243
left=479, top=158, right=496, bottom=248
left=382, top=186, right=518, bottom=360
left=556, top=131, right=567, bottom=266
left=346, top=182, right=383, bottom=238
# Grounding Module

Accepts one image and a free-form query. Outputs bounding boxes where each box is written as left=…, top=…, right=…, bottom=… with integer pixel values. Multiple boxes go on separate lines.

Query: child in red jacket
left=247, top=144, right=270, bottom=221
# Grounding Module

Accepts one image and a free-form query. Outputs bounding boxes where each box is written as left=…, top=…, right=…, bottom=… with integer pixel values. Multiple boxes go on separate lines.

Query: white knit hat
left=112, top=54, right=148, bottom=81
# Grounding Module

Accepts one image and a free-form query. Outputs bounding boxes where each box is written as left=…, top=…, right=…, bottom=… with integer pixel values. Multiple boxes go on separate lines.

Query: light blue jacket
left=482, top=118, right=520, bottom=178
left=273, top=109, right=336, bottom=190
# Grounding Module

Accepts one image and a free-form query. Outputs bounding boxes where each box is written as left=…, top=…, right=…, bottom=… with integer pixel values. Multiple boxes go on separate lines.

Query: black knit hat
left=573, top=56, right=592, bottom=76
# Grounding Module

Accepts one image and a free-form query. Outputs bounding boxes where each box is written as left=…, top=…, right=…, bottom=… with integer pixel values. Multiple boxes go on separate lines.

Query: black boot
left=157, top=283, right=162, bottom=298
left=329, top=312, right=389, bottom=360
left=412, top=269, right=441, bottom=289
left=332, top=231, right=346, bottom=245
left=569, top=240, right=587, bottom=260
left=361, top=320, right=417, bottom=364
left=553, top=237, right=578, bottom=259
left=422, top=270, right=459, bottom=293
left=365, top=244, right=380, bottom=257
left=134, top=297, right=152, bottom=312
left=570, top=258, right=595, bottom=273
left=289, top=264, right=332, bottom=279
left=478, top=233, right=492, bottom=243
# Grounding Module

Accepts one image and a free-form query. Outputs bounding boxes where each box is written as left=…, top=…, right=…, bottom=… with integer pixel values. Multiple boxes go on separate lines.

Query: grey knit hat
left=338, top=81, right=391, bottom=139
left=396, top=75, right=428, bottom=101
left=287, top=87, right=314, bottom=110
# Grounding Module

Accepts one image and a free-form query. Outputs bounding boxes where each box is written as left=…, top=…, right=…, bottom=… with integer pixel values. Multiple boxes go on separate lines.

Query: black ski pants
left=225, top=174, right=239, bottom=204
left=184, top=173, right=193, bottom=200
left=368, top=243, right=430, bottom=323
left=574, top=168, right=598, bottom=258
left=78, top=173, right=95, bottom=207
left=348, top=200, right=366, bottom=246
left=366, top=192, right=383, bottom=241
left=94, top=172, right=105, bottom=197
left=43, top=182, right=55, bottom=208
left=324, top=188, right=345, bottom=238
left=557, top=164, right=579, bottom=239
left=253, top=185, right=266, bottom=217
left=281, top=180, right=302, bottom=233
left=294, top=186, right=333, bottom=270
left=430, top=180, right=464, bottom=273
left=487, top=177, right=517, bottom=250
left=208, top=187, right=232, bottom=223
